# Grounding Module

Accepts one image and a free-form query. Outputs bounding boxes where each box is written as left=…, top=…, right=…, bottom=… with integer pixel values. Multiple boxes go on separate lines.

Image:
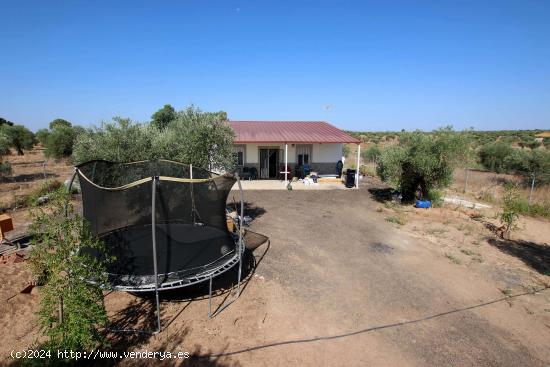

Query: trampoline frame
left=66, top=162, right=246, bottom=334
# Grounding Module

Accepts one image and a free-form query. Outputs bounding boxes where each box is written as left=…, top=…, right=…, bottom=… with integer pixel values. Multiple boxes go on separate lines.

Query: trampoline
left=68, top=159, right=248, bottom=333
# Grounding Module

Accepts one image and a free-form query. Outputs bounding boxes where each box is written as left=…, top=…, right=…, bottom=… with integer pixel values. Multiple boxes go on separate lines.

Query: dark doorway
left=260, top=148, right=279, bottom=179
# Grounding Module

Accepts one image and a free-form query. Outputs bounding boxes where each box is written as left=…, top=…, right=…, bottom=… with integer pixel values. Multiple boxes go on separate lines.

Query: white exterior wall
left=241, top=143, right=342, bottom=164
left=312, top=143, right=342, bottom=162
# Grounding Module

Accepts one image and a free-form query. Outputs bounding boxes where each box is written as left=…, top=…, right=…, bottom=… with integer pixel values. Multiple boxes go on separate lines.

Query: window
left=296, top=145, right=311, bottom=165
left=234, top=145, right=245, bottom=166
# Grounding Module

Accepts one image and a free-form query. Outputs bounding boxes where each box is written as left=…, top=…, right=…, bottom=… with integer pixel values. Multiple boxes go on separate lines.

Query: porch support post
left=284, top=143, right=288, bottom=184
left=356, top=144, right=361, bottom=188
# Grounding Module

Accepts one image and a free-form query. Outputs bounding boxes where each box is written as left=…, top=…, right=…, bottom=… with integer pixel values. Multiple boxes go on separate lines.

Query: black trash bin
left=345, top=169, right=356, bottom=188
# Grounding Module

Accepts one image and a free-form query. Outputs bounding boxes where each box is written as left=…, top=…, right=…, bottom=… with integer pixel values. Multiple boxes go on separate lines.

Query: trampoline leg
left=236, top=244, right=243, bottom=297
left=151, top=176, right=162, bottom=333
left=154, top=288, right=161, bottom=333
left=236, top=173, right=244, bottom=298
left=208, top=275, right=213, bottom=318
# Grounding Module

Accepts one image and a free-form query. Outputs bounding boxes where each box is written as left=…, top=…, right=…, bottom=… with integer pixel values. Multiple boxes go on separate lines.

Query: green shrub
left=44, top=125, right=77, bottom=159
left=342, top=144, right=351, bottom=158
left=362, top=145, right=381, bottom=163
left=479, top=141, right=514, bottom=173
left=505, top=148, right=550, bottom=186
left=35, top=128, right=50, bottom=146
left=26, top=179, right=63, bottom=206
left=499, top=183, right=521, bottom=238
left=28, top=189, right=111, bottom=354
left=385, top=215, right=406, bottom=225
left=513, top=197, right=550, bottom=218
left=0, top=161, right=11, bottom=178
left=427, top=189, right=444, bottom=207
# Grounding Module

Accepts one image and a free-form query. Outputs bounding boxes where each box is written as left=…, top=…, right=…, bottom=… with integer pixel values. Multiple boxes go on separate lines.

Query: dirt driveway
left=2, top=181, right=550, bottom=366
left=213, top=185, right=549, bottom=367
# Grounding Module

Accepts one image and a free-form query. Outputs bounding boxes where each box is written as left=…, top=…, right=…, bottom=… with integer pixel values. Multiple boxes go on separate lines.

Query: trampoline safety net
left=76, top=160, right=239, bottom=290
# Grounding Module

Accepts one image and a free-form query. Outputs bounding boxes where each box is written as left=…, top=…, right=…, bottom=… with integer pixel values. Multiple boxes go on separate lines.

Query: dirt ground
left=1, top=161, right=550, bottom=366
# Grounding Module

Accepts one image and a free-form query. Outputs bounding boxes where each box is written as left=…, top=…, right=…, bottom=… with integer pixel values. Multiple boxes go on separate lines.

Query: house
left=230, top=121, right=361, bottom=186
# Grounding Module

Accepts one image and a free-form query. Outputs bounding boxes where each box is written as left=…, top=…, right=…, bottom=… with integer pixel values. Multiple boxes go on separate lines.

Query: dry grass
left=0, top=147, right=73, bottom=210
left=452, top=168, right=550, bottom=204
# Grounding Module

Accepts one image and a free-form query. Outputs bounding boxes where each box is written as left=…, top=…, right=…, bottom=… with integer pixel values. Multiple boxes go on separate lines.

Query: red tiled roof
left=229, top=121, right=360, bottom=144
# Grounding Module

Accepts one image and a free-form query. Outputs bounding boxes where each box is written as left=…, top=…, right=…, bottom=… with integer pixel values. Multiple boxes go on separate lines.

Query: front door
left=260, top=148, right=279, bottom=179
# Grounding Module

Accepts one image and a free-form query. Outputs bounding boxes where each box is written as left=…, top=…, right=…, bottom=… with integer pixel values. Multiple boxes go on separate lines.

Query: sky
left=1, top=0, right=549, bottom=132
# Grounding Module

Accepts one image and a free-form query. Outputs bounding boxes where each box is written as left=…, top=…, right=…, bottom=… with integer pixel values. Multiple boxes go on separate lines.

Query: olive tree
left=73, top=106, right=235, bottom=171
left=478, top=141, right=514, bottom=173
left=362, top=145, right=381, bottom=163
left=44, top=125, right=77, bottom=159
left=377, top=127, right=468, bottom=201
left=0, top=124, right=35, bottom=155
left=152, top=107, right=235, bottom=170
left=151, top=104, right=176, bottom=130
left=505, top=148, right=550, bottom=186
left=49, top=118, right=72, bottom=130
left=0, top=131, right=12, bottom=178
left=35, top=128, right=50, bottom=146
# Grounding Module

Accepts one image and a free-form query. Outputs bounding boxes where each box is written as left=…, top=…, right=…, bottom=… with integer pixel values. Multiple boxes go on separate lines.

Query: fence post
left=464, top=168, right=469, bottom=193
left=528, top=173, right=535, bottom=207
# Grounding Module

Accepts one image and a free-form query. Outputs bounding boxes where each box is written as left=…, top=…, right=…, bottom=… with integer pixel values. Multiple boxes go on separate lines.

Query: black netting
left=77, top=160, right=238, bottom=283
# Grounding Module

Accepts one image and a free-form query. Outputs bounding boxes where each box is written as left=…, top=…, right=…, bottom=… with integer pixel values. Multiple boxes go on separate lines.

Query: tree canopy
left=505, top=148, right=550, bottom=186
left=377, top=127, right=468, bottom=200
left=0, top=117, right=15, bottom=126
left=49, top=118, right=72, bottom=130
left=0, top=124, right=35, bottom=155
left=151, top=104, right=176, bottom=130
left=44, top=125, right=77, bottom=159
left=74, top=106, right=235, bottom=171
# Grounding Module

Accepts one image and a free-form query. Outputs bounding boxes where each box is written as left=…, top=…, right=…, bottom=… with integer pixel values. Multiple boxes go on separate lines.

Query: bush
left=427, top=189, right=444, bottom=207
left=26, top=179, right=63, bottom=206
left=499, top=183, right=521, bottom=238
left=478, top=141, right=514, bottom=173
left=385, top=215, right=406, bottom=225
left=362, top=145, right=381, bottom=163
left=0, top=161, right=11, bottom=178
left=28, top=189, right=110, bottom=353
left=44, top=125, right=77, bottom=159
left=377, top=127, right=468, bottom=201
left=35, top=128, right=50, bottom=146
left=342, top=144, right=351, bottom=158
left=505, top=148, right=550, bottom=186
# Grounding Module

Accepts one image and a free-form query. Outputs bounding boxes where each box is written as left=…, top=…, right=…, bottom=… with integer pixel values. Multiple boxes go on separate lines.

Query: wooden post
left=529, top=173, right=535, bottom=207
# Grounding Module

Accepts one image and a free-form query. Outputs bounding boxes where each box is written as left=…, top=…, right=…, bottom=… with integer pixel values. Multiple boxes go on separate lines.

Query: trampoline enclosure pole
left=236, top=173, right=244, bottom=296
left=64, top=169, right=78, bottom=217
left=151, top=176, right=161, bottom=333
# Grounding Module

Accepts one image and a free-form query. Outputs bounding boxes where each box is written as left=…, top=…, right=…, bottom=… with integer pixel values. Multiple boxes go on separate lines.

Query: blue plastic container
left=415, top=200, right=432, bottom=209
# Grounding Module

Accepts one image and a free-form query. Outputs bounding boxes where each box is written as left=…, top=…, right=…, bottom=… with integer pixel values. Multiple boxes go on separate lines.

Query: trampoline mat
left=84, top=223, right=237, bottom=278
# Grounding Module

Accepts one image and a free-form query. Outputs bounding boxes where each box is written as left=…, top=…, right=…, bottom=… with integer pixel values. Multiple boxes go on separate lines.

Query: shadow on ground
left=227, top=199, right=267, bottom=224
left=486, top=238, right=550, bottom=275
left=0, top=172, right=58, bottom=183
left=367, top=188, right=395, bottom=203
left=103, top=240, right=270, bottom=358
